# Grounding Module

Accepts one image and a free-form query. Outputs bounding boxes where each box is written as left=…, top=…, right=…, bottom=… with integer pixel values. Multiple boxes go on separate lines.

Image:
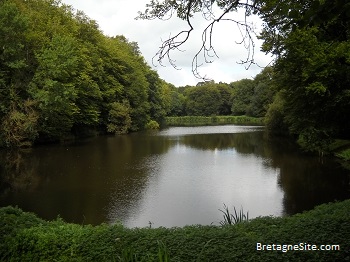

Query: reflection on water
left=0, top=126, right=349, bottom=227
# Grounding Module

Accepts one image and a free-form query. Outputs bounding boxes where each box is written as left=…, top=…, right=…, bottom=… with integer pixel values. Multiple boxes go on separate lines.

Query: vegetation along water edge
left=2, top=0, right=349, bottom=159
left=165, top=116, right=265, bottom=126
left=1, top=200, right=350, bottom=261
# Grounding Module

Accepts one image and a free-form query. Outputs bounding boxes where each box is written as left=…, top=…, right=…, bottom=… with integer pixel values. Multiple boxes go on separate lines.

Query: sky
left=61, top=0, right=273, bottom=87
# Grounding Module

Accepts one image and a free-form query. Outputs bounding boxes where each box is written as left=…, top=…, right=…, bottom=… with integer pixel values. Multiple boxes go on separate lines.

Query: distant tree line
left=0, top=0, right=173, bottom=147
left=168, top=66, right=275, bottom=118
left=139, top=0, right=350, bottom=154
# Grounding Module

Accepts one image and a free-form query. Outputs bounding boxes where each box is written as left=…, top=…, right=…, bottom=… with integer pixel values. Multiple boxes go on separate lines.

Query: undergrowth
left=1, top=200, right=350, bottom=261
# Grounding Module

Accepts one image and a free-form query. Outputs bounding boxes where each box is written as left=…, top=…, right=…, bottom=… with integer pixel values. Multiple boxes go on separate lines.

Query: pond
left=0, top=125, right=349, bottom=227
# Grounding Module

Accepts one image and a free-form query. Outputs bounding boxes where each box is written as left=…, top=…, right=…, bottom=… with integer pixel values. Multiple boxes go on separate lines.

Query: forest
left=0, top=0, right=174, bottom=147
left=170, top=67, right=274, bottom=118
left=0, top=0, right=274, bottom=148
left=1, top=0, right=350, bottom=156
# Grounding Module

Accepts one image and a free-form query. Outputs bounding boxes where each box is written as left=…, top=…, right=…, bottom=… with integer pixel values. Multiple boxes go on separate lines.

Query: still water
left=0, top=126, right=349, bottom=227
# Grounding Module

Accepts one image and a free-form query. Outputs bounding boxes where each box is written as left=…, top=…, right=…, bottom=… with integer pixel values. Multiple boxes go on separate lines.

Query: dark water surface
left=0, top=126, right=349, bottom=227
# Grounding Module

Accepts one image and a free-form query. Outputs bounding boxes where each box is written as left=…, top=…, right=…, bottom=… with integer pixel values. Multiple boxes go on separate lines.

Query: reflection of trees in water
left=179, top=131, right=350, bottom=216
left=276, top=156, right=350, bottom=215
left=0, top=135, right=175, bottom=224
left=116, top=132, right=174, bottom=158
left=0, top=149, right=40, bottom=194
left=105, top=134, right=175, bottom=225
left=264, top=136, right=350, bottom=215
left=179, top=132, right=268, bottom=156
left=1, top=131, right=349, bottom=224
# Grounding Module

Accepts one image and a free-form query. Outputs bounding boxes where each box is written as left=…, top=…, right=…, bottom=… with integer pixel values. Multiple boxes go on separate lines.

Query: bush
left=145, top=120, right=160, bottom=130
left=1, top=200, right=350, bottom=261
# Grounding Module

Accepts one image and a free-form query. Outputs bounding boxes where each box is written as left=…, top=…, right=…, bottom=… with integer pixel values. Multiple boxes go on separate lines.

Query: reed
left=219, top=204, right=249, bottom=226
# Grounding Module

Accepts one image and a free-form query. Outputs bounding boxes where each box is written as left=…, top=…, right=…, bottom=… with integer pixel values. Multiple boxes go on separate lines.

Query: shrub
left=145, top=120, right=160, bottom=130
left=2, top=201, right=350, bottom=261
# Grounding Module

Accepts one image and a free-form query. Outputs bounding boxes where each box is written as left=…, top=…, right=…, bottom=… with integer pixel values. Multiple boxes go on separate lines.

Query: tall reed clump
left=219, top=204, right=249, bottom=226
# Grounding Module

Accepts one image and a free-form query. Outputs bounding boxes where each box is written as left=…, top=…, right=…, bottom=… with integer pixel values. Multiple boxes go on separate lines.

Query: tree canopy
left=1, top=0, right=349, bottom=153
left=167, top=68, right=275, bottom=117
left=140, top=0, right=350, bottom=153
left=0, top=0, right=173, bottom=147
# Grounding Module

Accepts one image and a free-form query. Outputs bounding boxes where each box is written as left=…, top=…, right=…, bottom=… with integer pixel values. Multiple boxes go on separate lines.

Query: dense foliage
left=1, top=200, right=350, bottom=261
left=139, top=0, right=350, bottom=153
left=259, top=0, right=350, bottom=153
left=2, top=0, right=349, bottom=155
left=168, top=66, right=275, bottom=118
left=0, top=0, right=172, bottom=147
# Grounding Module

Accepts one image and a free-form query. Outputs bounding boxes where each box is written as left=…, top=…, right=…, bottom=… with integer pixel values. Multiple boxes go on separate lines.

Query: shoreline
left=1, top=200, right=349, bottom=261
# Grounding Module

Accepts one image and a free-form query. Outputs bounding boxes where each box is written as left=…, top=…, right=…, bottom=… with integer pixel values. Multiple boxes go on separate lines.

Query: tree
left=107, top=100, right=132, bottom=135
left=71, top=11, right=104, bottom=132
left=262, top=2, right=350, bottom=152
left=146, top=70, right=171, bottom=123
left=29, top=35, right=79, bottom=139
left=140, top=0, right=350, bottom=152
left=0, top=0, right=38, bottom=147
left=250, top=66, right=275, bottom=117
left=185, top=84, right=221, bottom=116
left=169, top=89, right=186, bottom=116
left=104, top=37, right=150, bottom=132
left=216, top=83, right=233, bottom=115
left=0, top=0, right=174, bottom=147
left=230, top=79, right=255, bottom=116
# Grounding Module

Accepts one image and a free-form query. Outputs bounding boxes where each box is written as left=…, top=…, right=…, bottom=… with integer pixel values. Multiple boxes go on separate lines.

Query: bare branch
left=141, top=0, right=261, bottom=80
left=152, top=1, right=196, bottom=69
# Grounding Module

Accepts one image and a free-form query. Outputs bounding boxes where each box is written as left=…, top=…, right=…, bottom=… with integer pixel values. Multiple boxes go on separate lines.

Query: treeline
left=0, top=0, right=173, bottom=147
left=168, top=66, right=275, bottom=118
left=260, top=0, right=350, bottom=153
left=2, top=0, right=349, bottom=155
left=138, top=0, right=350, bottom=155
left=169, top=0, right=350, bottom=154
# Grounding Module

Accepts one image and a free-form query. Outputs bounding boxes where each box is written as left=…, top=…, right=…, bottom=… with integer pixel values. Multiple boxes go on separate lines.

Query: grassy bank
left=1, top=200, right=350, bottom=261
left=165, top=116, right=264, bottom=126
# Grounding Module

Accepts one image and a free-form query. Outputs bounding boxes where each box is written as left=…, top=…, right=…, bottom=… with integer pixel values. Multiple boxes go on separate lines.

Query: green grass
left=165, top=116, right=264, bottom=126
left=1, top=200, right=350, bottom=261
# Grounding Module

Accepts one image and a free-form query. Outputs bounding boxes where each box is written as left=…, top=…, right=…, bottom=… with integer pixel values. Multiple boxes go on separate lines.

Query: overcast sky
left=61, top=0, right=273, bottom=87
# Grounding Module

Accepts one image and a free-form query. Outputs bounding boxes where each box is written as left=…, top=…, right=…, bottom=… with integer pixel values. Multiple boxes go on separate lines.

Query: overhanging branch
left=140, top=0, right=260, bottom=80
